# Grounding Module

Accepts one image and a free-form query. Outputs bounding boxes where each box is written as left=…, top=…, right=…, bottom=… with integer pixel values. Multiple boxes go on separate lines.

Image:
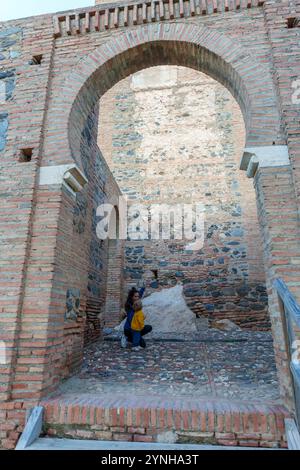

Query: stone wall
left=98, top=66, right=269, bottom=329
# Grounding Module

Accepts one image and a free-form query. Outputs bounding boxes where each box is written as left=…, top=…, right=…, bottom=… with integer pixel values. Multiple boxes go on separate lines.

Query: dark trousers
left=124, top=325, right=152, bottom=348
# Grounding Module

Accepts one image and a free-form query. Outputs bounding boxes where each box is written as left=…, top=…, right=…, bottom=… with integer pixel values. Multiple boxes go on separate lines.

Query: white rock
left=143, top=284, right=198, bottom=335
left=116, top=284, right=199, bottom=337
left=210, top=319, right=241, bottom=331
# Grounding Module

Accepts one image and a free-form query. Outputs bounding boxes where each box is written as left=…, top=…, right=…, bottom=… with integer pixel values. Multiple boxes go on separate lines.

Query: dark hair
left=125, top=287, right=138, bottom=313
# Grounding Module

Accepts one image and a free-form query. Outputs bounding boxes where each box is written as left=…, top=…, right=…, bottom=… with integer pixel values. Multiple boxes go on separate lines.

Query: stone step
left=41, top=394, right=289, bottom=448
left=26, top=437, right=274, bottom=450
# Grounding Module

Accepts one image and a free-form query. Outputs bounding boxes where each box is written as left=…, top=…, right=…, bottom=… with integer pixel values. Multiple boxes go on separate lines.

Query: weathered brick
left=133, top=434, right=154, bottom=442
left=1, top=439, right=16, bottom=449
left=215, top=432, right=236, bottom=440
left=217, top=439, right=238, bottom=447
left=75, top=430, right=94, bottom=439
left=112, top=433, right=133, bottom=441
left=128, top=427, right=145, bottom=435
left=94, top=431, right=113, bottom=440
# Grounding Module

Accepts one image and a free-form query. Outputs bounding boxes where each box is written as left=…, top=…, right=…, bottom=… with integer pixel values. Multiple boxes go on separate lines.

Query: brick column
left=104, top=239, right=125, bottom=328
left=241, top=145, right=300, bottom=411
left=10, top=165, right=88, bottom=401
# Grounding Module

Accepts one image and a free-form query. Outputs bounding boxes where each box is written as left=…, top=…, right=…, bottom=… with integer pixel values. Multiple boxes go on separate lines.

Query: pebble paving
left=59, top=332, right=280, bottom=403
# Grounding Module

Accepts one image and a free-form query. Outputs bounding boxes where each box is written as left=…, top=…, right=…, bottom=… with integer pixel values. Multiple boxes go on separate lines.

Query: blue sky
left=1, top=1, right=93, bottom=22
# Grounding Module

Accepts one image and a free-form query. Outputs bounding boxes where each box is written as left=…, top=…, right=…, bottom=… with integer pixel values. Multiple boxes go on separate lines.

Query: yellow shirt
left=131, top=309, right=145, bottom=331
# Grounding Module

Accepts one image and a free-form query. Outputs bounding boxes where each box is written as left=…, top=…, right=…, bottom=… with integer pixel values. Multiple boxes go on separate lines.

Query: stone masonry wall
left=99, top=66, right=269, bottom=329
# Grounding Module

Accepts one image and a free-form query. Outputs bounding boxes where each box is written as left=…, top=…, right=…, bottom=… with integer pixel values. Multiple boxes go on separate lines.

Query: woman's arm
left=137, top=279, right=146, bottom=299
left=139, top=286, right=145, bottom=299
left=138, top=311, right=145, bottom=330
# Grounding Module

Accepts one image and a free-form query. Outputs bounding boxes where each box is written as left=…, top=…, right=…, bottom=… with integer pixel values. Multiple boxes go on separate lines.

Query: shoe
left=120, top=333, right=128, bottom=348
left=132, top=346, right=142, bottom=351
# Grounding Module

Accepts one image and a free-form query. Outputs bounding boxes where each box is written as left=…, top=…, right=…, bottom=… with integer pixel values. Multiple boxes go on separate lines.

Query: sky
left=1, top=1, right=93, bottom=22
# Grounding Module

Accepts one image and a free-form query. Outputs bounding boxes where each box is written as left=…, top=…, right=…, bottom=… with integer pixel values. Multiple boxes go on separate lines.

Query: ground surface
left=57, top=332, right=280, bottom=403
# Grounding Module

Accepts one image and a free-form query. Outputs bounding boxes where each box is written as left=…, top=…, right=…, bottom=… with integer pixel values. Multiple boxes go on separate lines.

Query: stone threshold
left=104, top=337, right=250, bottom=343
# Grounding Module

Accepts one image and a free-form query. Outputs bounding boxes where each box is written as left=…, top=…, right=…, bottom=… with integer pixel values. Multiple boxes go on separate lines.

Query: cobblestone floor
left=58, top=332, right=280, bottom=403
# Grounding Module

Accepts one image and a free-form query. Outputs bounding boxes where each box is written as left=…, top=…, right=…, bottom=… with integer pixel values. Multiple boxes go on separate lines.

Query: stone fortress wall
left=98, top=65, right=269, bottom=329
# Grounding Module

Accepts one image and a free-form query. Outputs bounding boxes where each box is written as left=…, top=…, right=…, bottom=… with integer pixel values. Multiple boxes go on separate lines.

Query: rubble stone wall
left=99, top=66, right=269, bottom=329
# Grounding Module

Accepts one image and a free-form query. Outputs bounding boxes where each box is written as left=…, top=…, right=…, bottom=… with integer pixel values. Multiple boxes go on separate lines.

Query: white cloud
left=1, top=0, right=92, bottom=22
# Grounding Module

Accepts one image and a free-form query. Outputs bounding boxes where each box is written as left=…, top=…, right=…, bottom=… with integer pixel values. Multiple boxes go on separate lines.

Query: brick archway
left=40, top=20, right=299, bottom=414
left=15, top=21, right=294, bottom=404
left=44, top=22, right=282, bottom=169
left=40, top=20, right=296, bottom=407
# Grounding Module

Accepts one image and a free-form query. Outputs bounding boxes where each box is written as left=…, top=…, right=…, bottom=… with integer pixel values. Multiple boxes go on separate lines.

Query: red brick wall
left=263, top=2, right=300, bottom=246
left=0, top=16, right=56, bottom=406
left=42, top=395, right=289, bottom=448
left=254, top=164, right=300, bottom=409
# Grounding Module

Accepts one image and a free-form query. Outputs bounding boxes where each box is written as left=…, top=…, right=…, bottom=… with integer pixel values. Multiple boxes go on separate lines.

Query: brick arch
left=48, top=22, right=281, bottom=169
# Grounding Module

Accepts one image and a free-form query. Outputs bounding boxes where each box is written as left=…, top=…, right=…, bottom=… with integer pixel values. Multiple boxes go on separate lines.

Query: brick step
left=41, top=394, right=290, bottom=448
left=26, top=437, right=273, bottom=450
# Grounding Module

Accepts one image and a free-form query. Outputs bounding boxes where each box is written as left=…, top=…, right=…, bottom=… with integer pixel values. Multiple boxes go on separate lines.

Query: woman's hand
left=120, top=309, right=127, bottom=320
